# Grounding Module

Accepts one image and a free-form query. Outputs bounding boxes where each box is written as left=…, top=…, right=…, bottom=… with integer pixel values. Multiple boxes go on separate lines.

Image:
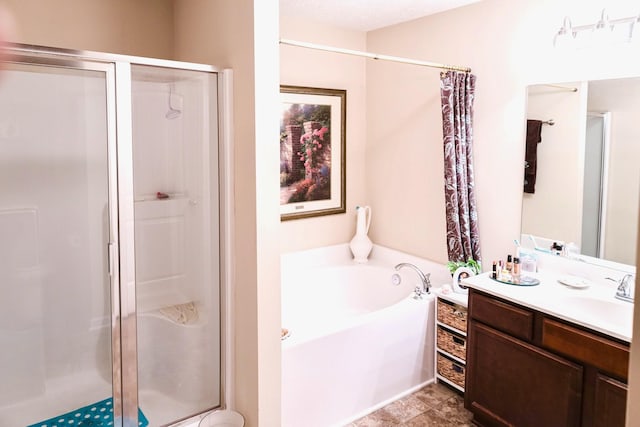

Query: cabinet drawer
left=437, top=298, right=467, bottom=331
left=437, top=352, right=466, bottom=388
left=469, top=291, right=534, bottom=341
left=541, top=317, right=629, bottom=381
left=437, top=325, right=467, bottom=360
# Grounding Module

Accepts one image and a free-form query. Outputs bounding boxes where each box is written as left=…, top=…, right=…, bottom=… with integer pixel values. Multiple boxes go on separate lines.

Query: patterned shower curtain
left=439, top=71, right=481, bottom=263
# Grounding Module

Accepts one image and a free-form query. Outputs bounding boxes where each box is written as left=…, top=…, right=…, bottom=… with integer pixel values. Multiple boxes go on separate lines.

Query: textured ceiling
left=279, top=0, right=481, bottom=32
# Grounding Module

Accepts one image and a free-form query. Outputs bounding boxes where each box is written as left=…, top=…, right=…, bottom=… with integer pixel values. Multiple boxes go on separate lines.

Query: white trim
left=436, top=375, right=465, bottom=392
left=436, top=321, right=468, bottom=337
left=333, top=379, right=436, bottom=427
left=436, top=348, right=466, bottom=366
left=219, top=69, right=236, bottom=411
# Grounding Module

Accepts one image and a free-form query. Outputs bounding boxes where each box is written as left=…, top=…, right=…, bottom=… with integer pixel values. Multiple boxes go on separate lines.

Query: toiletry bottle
left=520, top=253, right=537, bottom=274
left=566, top=242, right=579, bottom=259
left=506, top=255, right=513, bottom=273
left=492, top=261, right=497, bottom=279
left=501, top=260, right=511, bottom=282
left=513, top=257, right=520, bottom=281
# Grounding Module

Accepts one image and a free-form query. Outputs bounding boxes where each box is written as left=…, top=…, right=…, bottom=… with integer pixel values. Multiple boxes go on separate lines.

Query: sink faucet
left=395, top=263, right=431, bottom=298
left=607, top=274, right=635, bottom=303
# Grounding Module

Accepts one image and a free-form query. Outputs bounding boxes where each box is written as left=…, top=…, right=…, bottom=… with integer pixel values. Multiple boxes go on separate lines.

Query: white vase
left=350, top=206, right=372, bottom=263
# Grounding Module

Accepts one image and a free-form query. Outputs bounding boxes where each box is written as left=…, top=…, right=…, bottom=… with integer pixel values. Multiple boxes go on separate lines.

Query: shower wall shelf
left=134, top=193, right=191, bottom=202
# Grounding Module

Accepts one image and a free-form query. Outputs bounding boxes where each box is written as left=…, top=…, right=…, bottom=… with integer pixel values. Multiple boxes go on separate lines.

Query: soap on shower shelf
left=156, top=191, right=170, bottom=199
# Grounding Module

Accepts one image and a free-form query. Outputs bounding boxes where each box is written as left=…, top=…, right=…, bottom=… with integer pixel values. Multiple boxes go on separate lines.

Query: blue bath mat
left=27, top=397, right=148, bottom=427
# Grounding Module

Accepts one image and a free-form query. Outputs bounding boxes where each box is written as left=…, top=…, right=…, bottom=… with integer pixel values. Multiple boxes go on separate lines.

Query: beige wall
left=173, top=1, right=281, bottom=426
left=366, top=0, right=640, bottom=265
left=522, top=82, right=587, bottom=248
left=1, top=0, right=173, bottom=58
left=279, top=16, right=367, bottom=253
left=365, top=37, right=449, bottom=261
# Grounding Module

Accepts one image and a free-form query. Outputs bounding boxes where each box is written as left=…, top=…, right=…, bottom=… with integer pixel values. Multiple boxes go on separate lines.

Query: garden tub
left=281, top=244, right=450, bottom=427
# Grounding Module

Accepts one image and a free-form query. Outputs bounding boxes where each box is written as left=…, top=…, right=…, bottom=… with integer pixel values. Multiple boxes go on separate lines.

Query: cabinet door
left=593, top=374, right=627, bottom=427
left=466, top=321, right=583, bottom=427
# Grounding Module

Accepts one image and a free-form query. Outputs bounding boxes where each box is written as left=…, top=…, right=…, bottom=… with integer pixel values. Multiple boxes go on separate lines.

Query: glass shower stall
left=0, top=44, right=224, bottom=426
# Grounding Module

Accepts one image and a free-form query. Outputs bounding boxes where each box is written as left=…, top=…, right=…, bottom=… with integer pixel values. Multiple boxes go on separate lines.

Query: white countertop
left=462, top=272, right=634, bottom=343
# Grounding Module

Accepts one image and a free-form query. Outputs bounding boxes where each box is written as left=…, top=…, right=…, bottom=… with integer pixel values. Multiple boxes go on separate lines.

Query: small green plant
left=447, top=258, right=482, bottom=275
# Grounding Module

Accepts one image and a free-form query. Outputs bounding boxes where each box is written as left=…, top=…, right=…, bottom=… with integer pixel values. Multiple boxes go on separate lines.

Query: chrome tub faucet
left=395, top=263, right=431, bottom=298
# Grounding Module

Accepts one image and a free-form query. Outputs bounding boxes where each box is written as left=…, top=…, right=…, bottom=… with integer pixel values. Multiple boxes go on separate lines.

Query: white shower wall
left=132, top=77, right=217, bottom=313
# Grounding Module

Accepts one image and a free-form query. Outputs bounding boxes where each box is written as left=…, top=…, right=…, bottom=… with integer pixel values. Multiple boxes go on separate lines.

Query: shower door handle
left=107, top=242, right=115, bottom=277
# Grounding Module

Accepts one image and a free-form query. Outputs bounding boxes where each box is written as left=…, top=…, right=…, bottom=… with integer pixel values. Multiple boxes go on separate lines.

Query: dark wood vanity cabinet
left=465, top=289, right=630, bottom=427
left=467, top=320, right=583, bottom=427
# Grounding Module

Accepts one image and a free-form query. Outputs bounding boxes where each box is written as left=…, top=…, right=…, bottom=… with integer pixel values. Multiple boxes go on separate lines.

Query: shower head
left=166, top=85, right=182, bottom=119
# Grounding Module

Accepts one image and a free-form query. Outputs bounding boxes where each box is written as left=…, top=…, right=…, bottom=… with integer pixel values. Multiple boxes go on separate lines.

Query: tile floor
left=345, top=382, right=473, bottom=426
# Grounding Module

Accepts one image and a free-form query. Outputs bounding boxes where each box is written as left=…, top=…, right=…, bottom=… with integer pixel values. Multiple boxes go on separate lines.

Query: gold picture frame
left=279, top=85, right=346, bottom=221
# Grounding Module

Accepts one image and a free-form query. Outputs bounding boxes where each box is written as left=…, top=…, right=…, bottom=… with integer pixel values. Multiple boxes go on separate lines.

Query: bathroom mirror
left=521, top=77, right=640, bottom=267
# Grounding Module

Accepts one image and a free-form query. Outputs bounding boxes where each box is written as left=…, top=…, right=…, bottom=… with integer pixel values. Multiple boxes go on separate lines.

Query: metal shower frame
left=4, top=43, right=231, bottom=427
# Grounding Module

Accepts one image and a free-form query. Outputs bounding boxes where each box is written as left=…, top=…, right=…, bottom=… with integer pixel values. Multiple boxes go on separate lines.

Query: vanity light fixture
left=553, top=9, right=639, bottom=48
left=553, top=17, right=575, bottom=48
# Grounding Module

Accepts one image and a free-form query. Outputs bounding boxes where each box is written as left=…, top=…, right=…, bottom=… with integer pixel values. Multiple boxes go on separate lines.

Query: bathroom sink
left=550, top=295, right=634, bottom=337
left=464, top=273, right=634, bottom=342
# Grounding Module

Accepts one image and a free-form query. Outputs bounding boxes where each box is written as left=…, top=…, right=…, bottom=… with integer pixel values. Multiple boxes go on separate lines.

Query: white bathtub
left=281, top=244, right=450, bottom=427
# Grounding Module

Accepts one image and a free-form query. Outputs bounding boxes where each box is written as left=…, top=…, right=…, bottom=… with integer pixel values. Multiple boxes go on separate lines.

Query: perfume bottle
left=506, top=254, right=513, bottom=273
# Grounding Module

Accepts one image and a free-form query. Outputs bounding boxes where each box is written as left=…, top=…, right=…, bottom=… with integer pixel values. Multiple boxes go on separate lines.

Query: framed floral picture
left=279, top=85, right=346, bottom=221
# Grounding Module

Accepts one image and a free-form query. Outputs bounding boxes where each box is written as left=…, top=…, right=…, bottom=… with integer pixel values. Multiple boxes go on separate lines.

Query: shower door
left=0, top=59, right=119, bottom=425
left=0, top=48, right=222, bottom=427
left=130, top=64, right=221, bottom=426
left=582, top=113, right=609, bottom=258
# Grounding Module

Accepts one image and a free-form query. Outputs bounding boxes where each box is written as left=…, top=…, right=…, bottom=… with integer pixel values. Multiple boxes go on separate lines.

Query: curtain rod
left=279, top=38, right=471, bottom=73
left=541, top=83, right=578, bottom=92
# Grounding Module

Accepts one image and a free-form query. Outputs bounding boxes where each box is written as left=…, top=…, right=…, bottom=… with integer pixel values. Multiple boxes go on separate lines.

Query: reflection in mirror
left=522, top=78, right=640, bottom=266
